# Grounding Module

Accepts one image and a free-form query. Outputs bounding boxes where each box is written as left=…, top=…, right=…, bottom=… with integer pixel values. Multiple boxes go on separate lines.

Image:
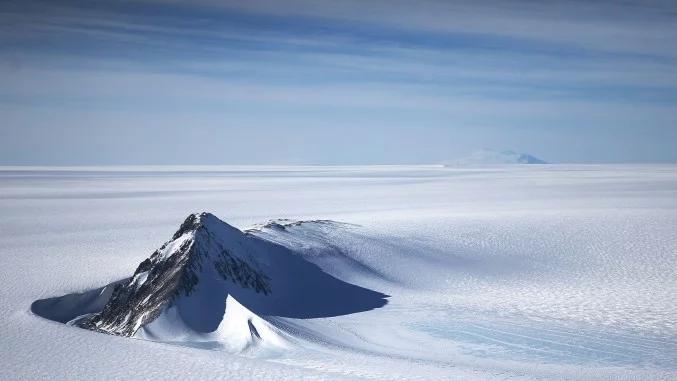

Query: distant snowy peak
left=445, top=150, right=549, bottom=166
left=73, top=212, right=272, bottom=339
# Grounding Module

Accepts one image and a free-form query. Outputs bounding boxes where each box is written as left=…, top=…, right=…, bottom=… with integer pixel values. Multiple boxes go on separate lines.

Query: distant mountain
left=444, top=150, right=549, bottom=166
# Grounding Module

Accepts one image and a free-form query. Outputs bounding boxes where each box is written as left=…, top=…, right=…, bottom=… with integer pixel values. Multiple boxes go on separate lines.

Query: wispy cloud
left=1, top=0, right=676, bottom=164
left=115, top=0, right=677, bottom=56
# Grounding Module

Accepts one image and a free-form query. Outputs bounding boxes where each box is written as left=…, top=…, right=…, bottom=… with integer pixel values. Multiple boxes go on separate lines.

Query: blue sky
left=1, top=0, right=676, bottom=165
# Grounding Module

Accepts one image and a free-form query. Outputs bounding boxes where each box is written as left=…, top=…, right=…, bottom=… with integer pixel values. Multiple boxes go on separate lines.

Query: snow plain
left=1, top=165, right=676, bottom=380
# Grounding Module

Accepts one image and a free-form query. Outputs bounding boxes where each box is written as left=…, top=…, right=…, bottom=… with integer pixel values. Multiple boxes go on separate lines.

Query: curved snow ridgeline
left=32, top=212, right=388, bottom=354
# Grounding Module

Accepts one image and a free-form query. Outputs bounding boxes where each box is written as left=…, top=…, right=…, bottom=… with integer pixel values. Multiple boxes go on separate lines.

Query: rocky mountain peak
left=72, top=212, right=271, bottom=337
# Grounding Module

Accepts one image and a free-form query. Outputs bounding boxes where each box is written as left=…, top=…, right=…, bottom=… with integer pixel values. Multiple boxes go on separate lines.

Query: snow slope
left=445, top=150, right=548, bottom=166
left=2, top=165, right=677, bottom=380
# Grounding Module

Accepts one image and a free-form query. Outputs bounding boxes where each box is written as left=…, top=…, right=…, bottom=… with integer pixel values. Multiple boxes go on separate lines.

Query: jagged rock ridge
left=73, top=212, right=271, bottom=337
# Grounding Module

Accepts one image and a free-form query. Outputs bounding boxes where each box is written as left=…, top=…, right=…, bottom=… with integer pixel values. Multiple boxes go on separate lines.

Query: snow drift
left=32, top=212, right=388, bottom=352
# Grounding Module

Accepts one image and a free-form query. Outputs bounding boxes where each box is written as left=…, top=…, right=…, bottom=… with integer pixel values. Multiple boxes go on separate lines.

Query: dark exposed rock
left=73, top=212, right=270, bottom=337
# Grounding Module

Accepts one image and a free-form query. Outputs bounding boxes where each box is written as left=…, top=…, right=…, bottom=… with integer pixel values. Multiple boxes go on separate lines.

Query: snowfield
left=1, top=165, right=676, bottom=380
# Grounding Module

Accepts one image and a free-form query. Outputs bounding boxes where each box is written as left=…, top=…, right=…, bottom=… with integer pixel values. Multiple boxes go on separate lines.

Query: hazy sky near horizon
left=1, top=0, right=676, bottom=165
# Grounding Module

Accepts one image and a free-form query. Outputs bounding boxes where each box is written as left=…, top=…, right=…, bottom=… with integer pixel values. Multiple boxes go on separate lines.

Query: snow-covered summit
left=72, top=212, right=274, bottom=343
left=444, top=150, right=548, bottom=166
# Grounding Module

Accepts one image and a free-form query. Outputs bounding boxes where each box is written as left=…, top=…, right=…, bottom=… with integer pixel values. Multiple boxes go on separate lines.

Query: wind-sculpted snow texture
left=3, top=165, right=677, bottom=380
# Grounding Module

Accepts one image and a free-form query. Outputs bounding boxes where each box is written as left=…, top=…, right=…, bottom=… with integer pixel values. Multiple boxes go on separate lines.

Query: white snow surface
left=136, top=295, right=290, bottom=355
left=2, top=165, right=677, bottom=380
